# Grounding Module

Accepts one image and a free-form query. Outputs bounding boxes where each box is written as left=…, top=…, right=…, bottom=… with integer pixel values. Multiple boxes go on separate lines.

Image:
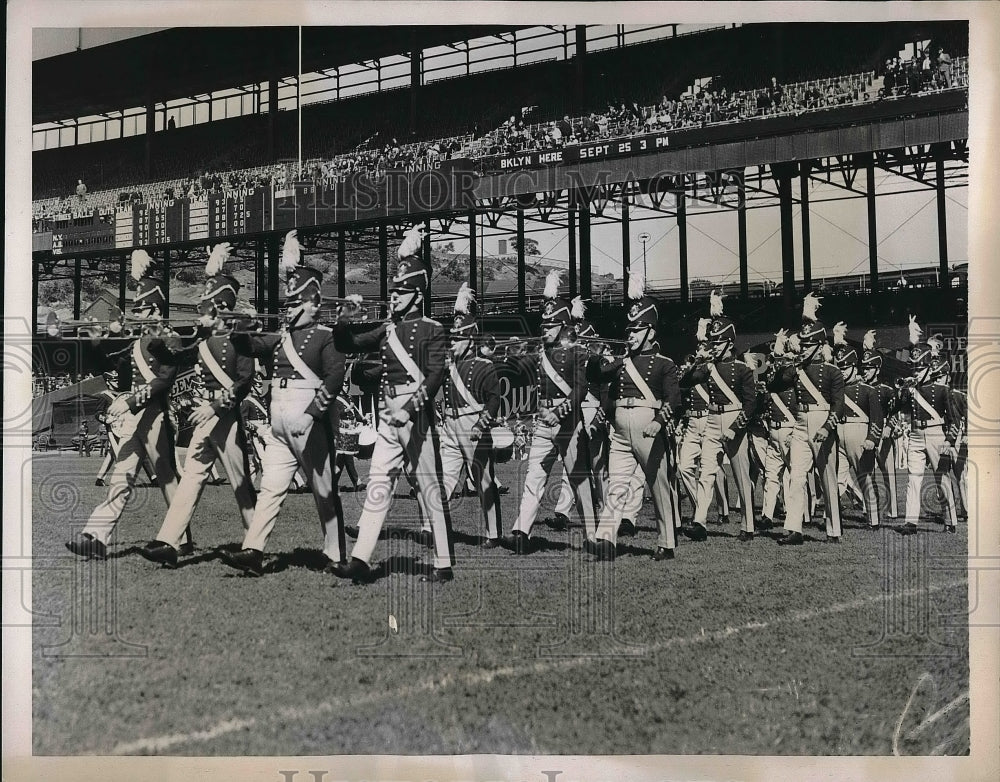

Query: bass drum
left=491, top=425, right=515, bottom=463
left=355, top=425, right=378, bottom=460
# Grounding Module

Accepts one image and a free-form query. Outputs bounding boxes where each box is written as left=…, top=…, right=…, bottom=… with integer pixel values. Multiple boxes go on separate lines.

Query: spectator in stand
left=938, top=48, right=953, bottom=87
left=769, top=77, right=784, bottom=110
left=557, top=115, right=573, bottom=140
left=76, top=179, right=87, bottom=202
left=922, top=50, right=933, bottom=88
left=167, top=115, right=176, bottom=131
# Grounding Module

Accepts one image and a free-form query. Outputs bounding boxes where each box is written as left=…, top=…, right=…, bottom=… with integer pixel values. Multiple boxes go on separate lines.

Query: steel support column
left=144, top=102, right=154, bottom=178
left=162, top=249, right=170, bottom=318
left=468, top=211, right=478, bottom=292
left=621, top=197, right=631, bottom=300
left=775, top=168, right=796, bottom=311
left=267, top=235, right=281, bottom=315
left=268, top=78, right=279, bottom=160
left=737, top=176, right=749, bottom=300
left=676, top=192, right=688, bottom=304
left=579, top=206, right=592, bottom=300
left=866, top=156, right=879, bottom=294
left=568, top=208, right=577, bottom=297
left=337, top=230, right=346, bottom=299
left=800, top=165, right=812, bottom=290
left=936, top=154, right=949, bottom=288
left=516, top=209, right=527, bottom=312
left=255, top=239, right=266, bottom=311
left=423, top=218, right=433, bottom=315
left=379, top=224, right=389, bottom=306
left=73, top=258, right=82, bottom=320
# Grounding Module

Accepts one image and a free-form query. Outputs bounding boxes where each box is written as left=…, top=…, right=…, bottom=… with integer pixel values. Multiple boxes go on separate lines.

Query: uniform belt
left=768, top=421, right=794, bottom=429
left=384, top=382, right=420, bottom=398
left=685, top=409, right=709, bottom=418
left=800, top=403, right=830, bottom=412
left=444, top=406, right=480, bottom=418
left=913, top=420, right=943, bottom=430
left=581, top=401, right=602, bottom=409
left=274, top=378, right=322, bottom=390
left=195, top=389, right=227, bottom=401
left=615, top=398, right=660, bottom=409
left=710, top=404, right=742, bottom=414
left=538, top=398, right=567, bottom=409
left=841, top=416, right=869, bottom=423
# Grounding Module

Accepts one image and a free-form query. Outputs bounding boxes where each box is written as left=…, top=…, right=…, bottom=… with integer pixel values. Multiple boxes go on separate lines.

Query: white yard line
left=108, top=579, right=968, bottom=755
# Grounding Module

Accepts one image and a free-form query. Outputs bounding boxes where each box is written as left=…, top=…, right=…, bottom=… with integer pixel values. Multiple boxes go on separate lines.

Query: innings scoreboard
left=37, top=163, right=476, bottom=256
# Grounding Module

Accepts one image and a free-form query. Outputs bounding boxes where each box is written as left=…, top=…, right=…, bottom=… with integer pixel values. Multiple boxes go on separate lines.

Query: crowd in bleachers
left=32, top=372, right=94, bottom=398
left=32, top=50, right=968, bottom=225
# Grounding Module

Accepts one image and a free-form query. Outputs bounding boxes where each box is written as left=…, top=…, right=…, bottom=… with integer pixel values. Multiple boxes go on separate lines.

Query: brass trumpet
left=895, top=376, right=919, bottom=390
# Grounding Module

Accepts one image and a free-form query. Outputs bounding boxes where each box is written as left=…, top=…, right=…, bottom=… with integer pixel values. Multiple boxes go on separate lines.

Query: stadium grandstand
left=32, top=22, right=968, bottom=363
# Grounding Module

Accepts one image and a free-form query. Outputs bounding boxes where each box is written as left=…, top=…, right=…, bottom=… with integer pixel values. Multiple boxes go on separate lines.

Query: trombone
left=573, top=335, right=630, bottom=357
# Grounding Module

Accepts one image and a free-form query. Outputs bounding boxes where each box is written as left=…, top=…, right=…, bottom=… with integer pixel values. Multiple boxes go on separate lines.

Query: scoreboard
left=36, top=162, right=476, bottom=256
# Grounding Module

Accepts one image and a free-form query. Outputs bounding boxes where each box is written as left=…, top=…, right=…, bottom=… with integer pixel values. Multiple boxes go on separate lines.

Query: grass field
left=31, top=452, right=970, bottom=756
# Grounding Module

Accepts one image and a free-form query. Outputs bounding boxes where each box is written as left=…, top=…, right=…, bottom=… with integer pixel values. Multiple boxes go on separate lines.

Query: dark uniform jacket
left=234, top=322, right=346, bottom=420
left=93, top=332, right=181, bottom=414
left=150, top=328, right=254, bottom=414
left=592, top=349, right=681, bottom=414
left=335, top=312, right=447, bottom=417
left=760, top=377, right=800, bottom=429
left=840, top=380, right=884, bottom=443
left=769, top=360, right=845, bottom=432
left=504, top=340, right=589, bottom=423
left=905, top=382, right=958, bottom=444
left=442, top=355, right=502, bottom=427
left=682, top=357, right=756, bottom=430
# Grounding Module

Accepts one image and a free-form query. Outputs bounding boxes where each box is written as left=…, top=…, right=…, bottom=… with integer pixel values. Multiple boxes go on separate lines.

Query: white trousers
left=241, top=390, right=344, bottom=562
left=81, top=404, right=179, bottom=545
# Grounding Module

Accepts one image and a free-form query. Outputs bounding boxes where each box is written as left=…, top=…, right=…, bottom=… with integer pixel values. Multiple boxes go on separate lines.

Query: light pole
left=638, top=232, right=650, bottom=278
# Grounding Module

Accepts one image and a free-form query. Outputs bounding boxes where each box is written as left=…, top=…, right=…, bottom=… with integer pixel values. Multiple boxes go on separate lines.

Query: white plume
left=281, top=230, right=300, bottom=272
left=571, top=296, right=586, bottom=320
left=709, top=289, right=724, bottom=317
left=833, top=321, right=848, bottom=345
left=695, top=317, right=711, bottom=343
left=802, top=291, right=822, bottom=322
left=397, top=225, right=425, bottom=260
left=454, top=282, right=475, bottom=315
left=821, top=343, right=834, bottom=362
left=928, top=333, right=943, bottom=356
left=345, top=294, right=364, bottom=306
left=787, top=333, right=802, bottom=353
left=908, top=315, right=922, bottom=346
left=205, top=243, right=231, bottom=276
left=773, top=328, right=788, bottom=356
left=862, top=330, right=876, bottom=352
left=628, top=267, right=645, bottom=300
left=543, top=269, right=561, bottom=300
left=130, top=249, right=152, bottom=281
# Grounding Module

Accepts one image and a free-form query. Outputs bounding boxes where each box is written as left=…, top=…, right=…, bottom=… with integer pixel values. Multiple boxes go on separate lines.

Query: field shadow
left=264, top=547, right=334, bottom=574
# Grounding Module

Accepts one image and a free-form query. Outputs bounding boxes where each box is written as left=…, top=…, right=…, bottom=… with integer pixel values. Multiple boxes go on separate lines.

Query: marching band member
left=141, top=244, right=257, bottom=568
left=438, top=283, right=503, bottom=547
left=759, top=330, right=799, bottom=531
left=864, top=332, right=901, bottom=520
left=771, top=293, right=845, bottom=545
left=898, top=320, right=959, bottom=535
left=222, top=230, right=347, bottom=576
left=677, top=330, right=732, bottom=526
left=572, top=297, right=612, bottom=512
left=680, top=292, right=757, bottom=542
left=832, top=322, right=883, bottom=530
left=592, top=272, right=681, bottom=561
left=505, top=271, right=599, bottom=554
left=332, top=226, right=455, bottom=583
left=335, top=377, right=363, bottom=492
left=66, top=250, right=183, bottom=560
